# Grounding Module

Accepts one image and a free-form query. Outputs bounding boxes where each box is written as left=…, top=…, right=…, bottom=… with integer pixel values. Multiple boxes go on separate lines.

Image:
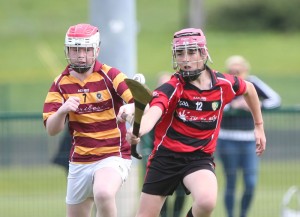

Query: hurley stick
left=125, top=78, right=152, bottom=159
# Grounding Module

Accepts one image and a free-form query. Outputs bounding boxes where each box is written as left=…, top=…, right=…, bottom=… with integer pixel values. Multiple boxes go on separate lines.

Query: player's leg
left=93, top=157, right=131, bottom=217
left=240, top=140, right=258, bottom=217
left=93, top=167, right=122, bottom=217
left=67, top=199, right=94, bottom=217
left=183, top=169, right=217, bottom=217
left=136, top=192, right=167, bottom=217
left=66, top=163, right=96, bottom=217
left=139, top=147, right=188, bottom=217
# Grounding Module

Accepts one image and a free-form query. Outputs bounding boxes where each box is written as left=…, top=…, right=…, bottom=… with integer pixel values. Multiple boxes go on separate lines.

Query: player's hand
left=117, top=103, right=135, bottom=123
left=254, top=124, right=266, bottom=156
left=126, top=128, right=143, bottom=159
left=126, top=130, right=140, bottom=145
left=59, top=96, right=80, bottom=114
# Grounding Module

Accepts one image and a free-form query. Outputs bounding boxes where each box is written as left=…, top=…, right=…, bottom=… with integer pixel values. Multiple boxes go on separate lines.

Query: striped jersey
left=43, top=61, right=133, bottom=163
left=149, top=68, right=247, bottom=155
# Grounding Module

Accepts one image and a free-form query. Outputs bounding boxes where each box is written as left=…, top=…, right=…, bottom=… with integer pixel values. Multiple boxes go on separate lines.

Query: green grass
left=186, top=160, right=300, bottom=217
left=1, top=160, right=299, bottom=217
left=0, top=166, right=66, bottom=217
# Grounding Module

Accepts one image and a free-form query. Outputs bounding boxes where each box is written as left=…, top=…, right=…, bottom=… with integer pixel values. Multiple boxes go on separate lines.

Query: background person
left=43, top=23, right=134, bottom=217
left=126, top=28, right=266, bottom=217
left=52, top=123, right=71, bottom=174
left=217, top=55, right=281, bottom=217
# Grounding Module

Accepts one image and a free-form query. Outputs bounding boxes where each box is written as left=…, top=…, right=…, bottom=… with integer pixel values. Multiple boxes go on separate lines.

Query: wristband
left=255, top=122, right=263, bottom=125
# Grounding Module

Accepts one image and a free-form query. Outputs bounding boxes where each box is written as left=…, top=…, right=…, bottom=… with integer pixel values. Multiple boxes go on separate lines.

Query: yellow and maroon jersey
left=149, top=68, right=247, bottom=155
left=43, top=61, right=133, bottom=163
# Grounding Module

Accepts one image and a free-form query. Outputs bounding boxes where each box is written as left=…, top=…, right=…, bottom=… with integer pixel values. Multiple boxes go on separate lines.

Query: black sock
left=186, top=207, right=193, bottom=217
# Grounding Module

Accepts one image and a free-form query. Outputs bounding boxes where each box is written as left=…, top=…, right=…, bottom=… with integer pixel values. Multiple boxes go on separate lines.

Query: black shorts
left=142, top=146, right=215, bottom=196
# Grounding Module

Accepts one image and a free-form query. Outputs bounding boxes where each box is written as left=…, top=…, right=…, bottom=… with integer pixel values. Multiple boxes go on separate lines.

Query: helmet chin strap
left=70, top=59, right=95, bottom=74
left=71, top=65, right=91, bottom=74
left=180, top=64, right=206, bottom=82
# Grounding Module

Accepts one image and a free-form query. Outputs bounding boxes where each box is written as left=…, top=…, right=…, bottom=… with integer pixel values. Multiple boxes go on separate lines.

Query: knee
left=94, top=188, right=115, bottom=203
left=193, top=196, right=216, bottom=215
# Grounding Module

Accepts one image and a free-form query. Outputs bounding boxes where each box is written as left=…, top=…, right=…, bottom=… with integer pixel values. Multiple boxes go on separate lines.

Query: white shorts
left=66, top=156, right=132, bottom=205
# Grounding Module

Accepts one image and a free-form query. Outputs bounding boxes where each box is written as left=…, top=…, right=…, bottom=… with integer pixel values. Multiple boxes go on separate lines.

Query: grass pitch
left=0, top=160, right=299, bottom=217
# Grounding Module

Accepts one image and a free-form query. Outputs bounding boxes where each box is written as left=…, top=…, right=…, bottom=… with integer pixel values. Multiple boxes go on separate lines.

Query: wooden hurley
left=124, top=78, right=152, bottom=159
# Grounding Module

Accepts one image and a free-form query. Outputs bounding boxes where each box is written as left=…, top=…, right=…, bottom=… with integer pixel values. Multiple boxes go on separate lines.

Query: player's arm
left=46, top=96, right=80, bottom=136
left=139, top=105, right=162, bottom=136
left=126, top=105, right=162, bottom=145
left=243, top=81, right=266, bottom=156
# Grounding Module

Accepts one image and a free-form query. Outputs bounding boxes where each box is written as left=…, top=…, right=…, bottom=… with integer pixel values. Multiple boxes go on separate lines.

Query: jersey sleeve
left=102, top=64, right=133, bottom=104
left=235, top=76, right=247, bottom=96
left=223, top=73, right=247, bottom=96
left=150, top=92, right=168, bottom=113
left=42, top=78, right=64, bottom=126
left=150, top=77, right=179, bottom=114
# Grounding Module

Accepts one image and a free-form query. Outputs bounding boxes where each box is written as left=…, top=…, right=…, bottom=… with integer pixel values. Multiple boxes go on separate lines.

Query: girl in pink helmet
left=126, top=28, right=266, bottom=217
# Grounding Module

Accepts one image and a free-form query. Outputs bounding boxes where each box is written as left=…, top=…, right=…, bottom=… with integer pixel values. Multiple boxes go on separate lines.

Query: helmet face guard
left=172, top=28, right=212, bottom=81
left=65, top=46, right=98, bottom=73
left=172, top=44, right=208, bottom=69
left=64, top=24, right=100, bottom=73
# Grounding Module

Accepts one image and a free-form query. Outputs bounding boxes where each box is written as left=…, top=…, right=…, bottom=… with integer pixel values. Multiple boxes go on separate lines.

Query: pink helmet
left=65, top=23, right=100, bottom=48
left=172, top=28, right=212, bottom=67
left=171, top=28, right=212, bottom=82
left=64, top=24, right=100, bottom=73
left=172, top=28, right=206, bottom=50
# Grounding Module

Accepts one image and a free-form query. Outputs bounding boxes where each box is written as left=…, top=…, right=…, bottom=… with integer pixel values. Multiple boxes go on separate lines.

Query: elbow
left=44, top=116, right=64, bottom=136
left=46, top=126, right=60, bottom=136
left=47, top=129, right=58, bottom=136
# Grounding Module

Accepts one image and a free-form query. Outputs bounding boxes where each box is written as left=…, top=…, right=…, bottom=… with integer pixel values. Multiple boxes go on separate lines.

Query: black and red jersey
left=149, top=68, right=246, bottom=155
